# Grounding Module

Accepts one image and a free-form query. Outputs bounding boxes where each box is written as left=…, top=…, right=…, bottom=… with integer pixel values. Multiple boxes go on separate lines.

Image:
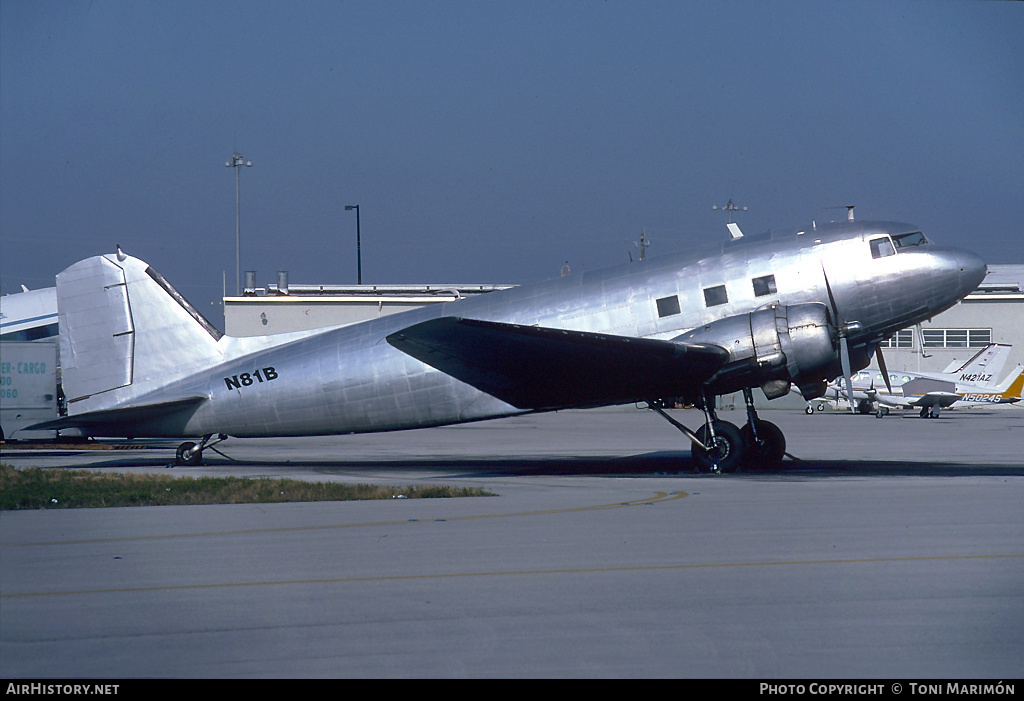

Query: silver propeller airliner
left=33, top=217, right=986, bottom=471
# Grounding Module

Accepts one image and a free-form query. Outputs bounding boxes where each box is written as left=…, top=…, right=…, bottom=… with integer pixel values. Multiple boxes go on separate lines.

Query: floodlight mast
left=226, top=152, right=253, bottom=295
left=345, top=204, right=361, bottom=285
left=712, top=199, right=747, bottom=223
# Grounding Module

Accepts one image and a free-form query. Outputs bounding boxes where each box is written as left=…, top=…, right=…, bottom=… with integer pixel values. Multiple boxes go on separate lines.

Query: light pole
left=226, top=152, right=252, bottom=295
left=345, top=204, right=361, bottom=285
left=712, top=199, right=747, bottom=223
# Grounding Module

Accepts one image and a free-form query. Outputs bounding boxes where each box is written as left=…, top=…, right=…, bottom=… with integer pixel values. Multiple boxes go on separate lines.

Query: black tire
left=175, top=441, right=202, bottom=466
left=741, top=420, right=786, bottom=469
left=691, top=421, right=744, bottom=473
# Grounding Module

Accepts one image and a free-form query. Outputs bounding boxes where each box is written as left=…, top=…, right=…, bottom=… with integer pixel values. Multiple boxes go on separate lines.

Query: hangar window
left=703, top=285, right=728, bottom=307
left=922, top=328, right=991, bottom=348
left=869, top=237, right=895, bottom=259
left=752, top=274, right=777, bottom=297
left=656, top=295, right=680, bottom=318
left=880, top=330, right=914, bottom=349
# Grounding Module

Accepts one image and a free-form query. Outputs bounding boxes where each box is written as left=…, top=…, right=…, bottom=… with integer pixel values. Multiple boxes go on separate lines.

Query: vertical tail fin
left=997, top=367, right=1024, bottom=400
left=58, top=251, right=225, bottom=412
left=946, top=344, right=1011, bottom=385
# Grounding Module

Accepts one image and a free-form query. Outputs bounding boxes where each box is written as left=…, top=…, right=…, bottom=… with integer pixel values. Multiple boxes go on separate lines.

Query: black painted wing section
left=386, top=316, right=729, bottom=410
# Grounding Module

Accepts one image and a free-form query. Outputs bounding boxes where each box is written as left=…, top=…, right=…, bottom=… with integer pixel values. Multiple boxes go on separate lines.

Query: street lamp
left=345, top=204, right=361, bottom=285
left=226, top=152, right=252, bottom=295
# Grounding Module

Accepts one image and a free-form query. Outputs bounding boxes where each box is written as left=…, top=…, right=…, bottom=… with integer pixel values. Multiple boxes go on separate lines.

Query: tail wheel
left=692, top=420, right=744, bottom=473
left=741, top=420, right=786, bottom=469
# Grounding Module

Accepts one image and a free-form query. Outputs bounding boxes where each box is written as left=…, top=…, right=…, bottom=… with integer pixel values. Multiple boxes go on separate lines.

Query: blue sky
left=2, top=0, right=1022, bottom=322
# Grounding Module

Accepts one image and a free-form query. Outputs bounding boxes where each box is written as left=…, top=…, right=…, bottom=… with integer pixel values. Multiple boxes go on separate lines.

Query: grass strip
left=0, top=464, right=494, bottom=510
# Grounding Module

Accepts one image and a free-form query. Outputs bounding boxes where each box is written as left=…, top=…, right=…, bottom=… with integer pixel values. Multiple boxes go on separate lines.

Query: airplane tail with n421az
left=32, top=219, right=987, bottom=472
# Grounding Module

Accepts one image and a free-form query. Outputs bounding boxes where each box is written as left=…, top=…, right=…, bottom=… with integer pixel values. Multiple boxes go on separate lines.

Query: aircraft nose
left=956, top=249, right=987, bottom=295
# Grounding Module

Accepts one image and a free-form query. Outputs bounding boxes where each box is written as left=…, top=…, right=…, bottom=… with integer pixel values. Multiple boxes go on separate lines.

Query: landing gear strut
left=739, top=388, right=786, bottom=469
left=649, top=394, right=745, bottom=473
left=693, top=419, right=744, bottom=473
left=172, top=434, right=228, bottom=467
left=649, top=388, right=787, bottom=473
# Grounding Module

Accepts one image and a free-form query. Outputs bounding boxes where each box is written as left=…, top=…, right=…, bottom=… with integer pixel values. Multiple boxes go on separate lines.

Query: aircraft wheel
left=691, top=421, right=744, bottom=473
left=875, top=407, right=889, bottom=418
left=741, top=420, right=786, bottom=469
left=804, top=405, right=814, bottom=415
left=816, top=403, right=825, bottom=412
left=175, top=441, right=202, bottom=466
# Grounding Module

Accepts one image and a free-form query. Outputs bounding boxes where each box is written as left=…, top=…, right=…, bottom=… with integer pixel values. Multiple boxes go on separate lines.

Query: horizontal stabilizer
left=386, top=317, right=729, bottom=410
left=27, top=396, right=206, bottom=437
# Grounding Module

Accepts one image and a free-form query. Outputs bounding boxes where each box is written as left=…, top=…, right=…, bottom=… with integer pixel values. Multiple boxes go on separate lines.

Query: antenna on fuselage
left=713, top=199, right=747, bottom=239
left=823, top=205, right=856, bottom=221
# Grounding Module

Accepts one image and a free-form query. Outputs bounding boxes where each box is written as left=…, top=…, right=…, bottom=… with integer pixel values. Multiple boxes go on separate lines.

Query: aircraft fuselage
left=119, top=219, right=985, bottom=438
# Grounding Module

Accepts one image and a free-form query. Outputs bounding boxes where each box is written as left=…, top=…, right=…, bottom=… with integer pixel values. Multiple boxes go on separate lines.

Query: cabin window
left=656, top=295, right=680, bottom=318
left=0, top=323, right=59, bottom=342
left=703, top=285, right=728, bottom=307
left=752, top=274, right=777, bottom=297
left=869, top=237, right=895, bottom=259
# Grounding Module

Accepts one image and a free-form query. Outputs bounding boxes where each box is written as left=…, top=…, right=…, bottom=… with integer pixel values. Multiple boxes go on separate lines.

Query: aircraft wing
left=386, top=317, right=730, bottom=411
left=901, top=378, right=960, bottom=409
left=26, top=396, right=207, bottom=436
left=905, top=392, right=961, bottom=409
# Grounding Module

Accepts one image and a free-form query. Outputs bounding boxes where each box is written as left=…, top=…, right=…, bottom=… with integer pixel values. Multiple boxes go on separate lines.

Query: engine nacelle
left=673, top=303, right=851, bottom=400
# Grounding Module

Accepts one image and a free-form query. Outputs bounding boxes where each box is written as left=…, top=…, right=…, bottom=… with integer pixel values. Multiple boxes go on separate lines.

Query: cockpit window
left=892, top=231, right=928, bottom=248
left=869, top=237, right=895, bottom=259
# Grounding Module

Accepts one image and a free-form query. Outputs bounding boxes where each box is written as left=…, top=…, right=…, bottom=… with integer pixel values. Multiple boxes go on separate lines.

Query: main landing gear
left=172, top=434, right=228, bottom=467
left=650, top=388, right=786, bottom=473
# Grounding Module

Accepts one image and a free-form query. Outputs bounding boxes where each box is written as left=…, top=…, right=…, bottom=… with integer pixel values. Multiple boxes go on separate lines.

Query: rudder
left=58, top=250, right=225, bottom=413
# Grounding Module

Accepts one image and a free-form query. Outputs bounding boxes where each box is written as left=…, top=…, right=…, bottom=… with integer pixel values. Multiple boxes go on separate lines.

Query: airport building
left=222, top=271, right=513, bottom=337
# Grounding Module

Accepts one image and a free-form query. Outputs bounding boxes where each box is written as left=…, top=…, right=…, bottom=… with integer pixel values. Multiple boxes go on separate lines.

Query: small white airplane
left=0, top=286, right=58, bottom=342
left=805, top=345, right=1024, bottom=417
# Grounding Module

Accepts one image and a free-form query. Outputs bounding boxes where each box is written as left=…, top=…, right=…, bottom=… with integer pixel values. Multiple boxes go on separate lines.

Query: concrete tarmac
left=2, top=405, right=1023, bottom=678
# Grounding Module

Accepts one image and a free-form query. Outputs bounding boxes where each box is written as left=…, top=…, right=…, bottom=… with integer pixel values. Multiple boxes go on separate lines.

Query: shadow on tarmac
left=9, top=448, right=1022, bottom=478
